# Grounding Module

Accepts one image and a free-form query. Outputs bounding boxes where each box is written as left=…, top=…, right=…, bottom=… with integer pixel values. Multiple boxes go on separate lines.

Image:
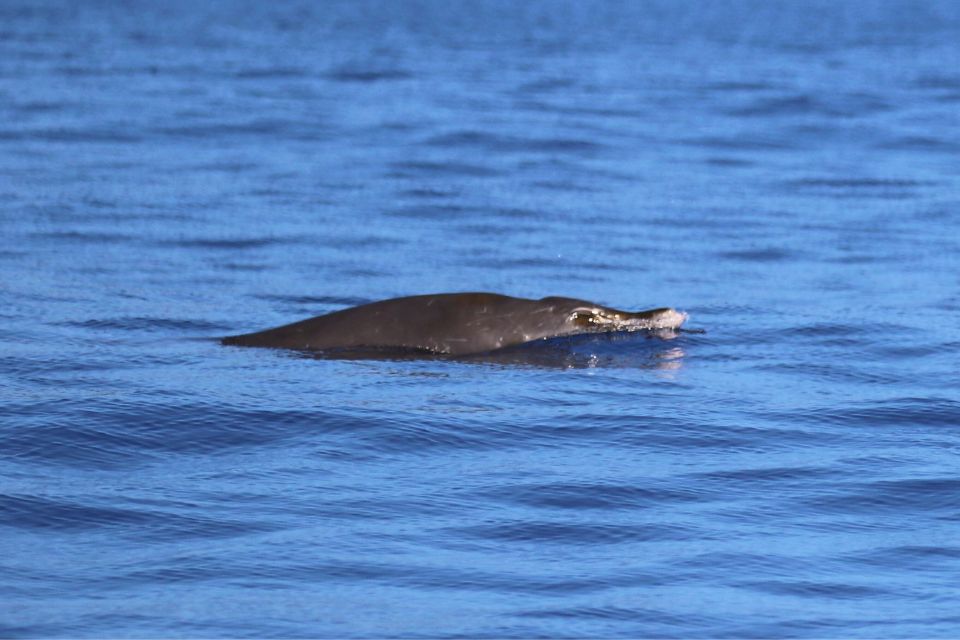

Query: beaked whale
left=221, top=292, right=686, bottom=357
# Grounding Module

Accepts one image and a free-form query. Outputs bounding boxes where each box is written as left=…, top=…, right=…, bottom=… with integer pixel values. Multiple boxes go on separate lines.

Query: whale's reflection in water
left=296, top=329, right=688, bottom=370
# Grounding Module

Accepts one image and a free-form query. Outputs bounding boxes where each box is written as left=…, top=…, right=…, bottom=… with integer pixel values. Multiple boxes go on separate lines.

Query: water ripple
left=388, top=160, right=502, bottom=178
left=780, top=397, right=960, bottom=428
left=423, top=130, right=606, bottom=154
left=476, top=481, right=710, bottom=510
left=734, top=578, right=892, bottom=599
left=4, top=1, right=960, bottom=637
left=2, top=400, right=382, bottom=468
left=0, top=494, right=277, bottom=539
left=450, top=520, right=696, bottom=544
left=804, top=477, right=960, bottom=515
left=325, top=67, right=413, bottom=83
left=57, top=317, right=226, bottom=333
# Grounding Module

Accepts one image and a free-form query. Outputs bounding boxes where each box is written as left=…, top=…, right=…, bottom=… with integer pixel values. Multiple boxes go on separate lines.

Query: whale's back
left=221, top=293, right=684, bottom=356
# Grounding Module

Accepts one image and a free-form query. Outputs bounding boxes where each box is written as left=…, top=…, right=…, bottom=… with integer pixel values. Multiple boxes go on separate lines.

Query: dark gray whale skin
left=221, top=292, right=687, bottom=356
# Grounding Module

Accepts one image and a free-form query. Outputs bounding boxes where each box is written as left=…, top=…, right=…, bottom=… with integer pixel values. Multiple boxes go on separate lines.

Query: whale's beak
left=624, top=307, right=687, bottom=330
left=650, top=308, right=687, bottom=330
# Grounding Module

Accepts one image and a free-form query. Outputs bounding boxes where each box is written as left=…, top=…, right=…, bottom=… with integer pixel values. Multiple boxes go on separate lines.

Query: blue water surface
left=2, top=1, right=960, bottom=637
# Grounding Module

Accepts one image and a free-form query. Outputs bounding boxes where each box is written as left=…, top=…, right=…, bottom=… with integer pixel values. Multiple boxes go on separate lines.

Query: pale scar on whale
left=221, top=292, right=687, bottom=357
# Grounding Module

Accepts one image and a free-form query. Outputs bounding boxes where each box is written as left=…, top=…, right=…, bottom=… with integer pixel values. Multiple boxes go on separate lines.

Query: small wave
left=234, top=66, right=306, bottom=80
left=735, top=578, right=891, bottom=599
left=756, top=362, right=906, bottom=386
left=704, top=156, right=755, bottom=167
left=454, top=223, right=534, bottom=237
left=804, top=476, right=960, bottom=515
left=360, top=420, right=496, bottom=454
left=677, top=551, right=810, bottom=574
left=464, top=256, right=582, bottom=270
left=55, top=65, right=144, bottom=77
left=304, top=558, right=621, bottom=595
left=156, top=236, right=299, bottom=249
left=932, top=92, right=960, bottom=103
left=530, top=179, right=600, bottom=193
left=325, top=67, right=412, bottom=83
left=726, top=92, right=889, bottom=118
left=30, top=231, right=135, bottom=243
left=0, top=494, right=277, bottom=540
left=783, top=397, right=959, bottom=429
left=398, top=187, right=460, bottom=199
left=156, top=119, right=324, bottom=141
left=515, top=605, right=702, bottom=625
left=913, top=75, right=960, bottom=90
left=689, top=465, right=840, bottom=484
left=0, top=494, right=152, bottom=531
left=849, top=544, right=960, bottom=571
left=0, top=128, right=142, bottom=143
left=704, top=80, right=780, bottom=92
left=57, top=317, right=226, bottom=332
left=423, top=130, right=605, bottom=154
left=387, top=203, right=483, bottom=219
left=514, top=99, right=648, bottom=120
left=876, top=136, right=960, bottom=153
left=216, top=262, right=268, bottom=272
left=475, top=481, right=709, bottom=510
left=448, top=520, right=696, bottom=545
left=780, top=320, right=915, bottom=342
left=1, top=400, right=384, bottom=468
left=788, top=177, right=933, bottom=189
left=387, top=160, right=502, bottom=178
left=514, top=77, right=577, bottom=94
left=491, top=206, right=542, bottom=219
left=679, top=135, right=796, bottom=151
left=254, top=294, right=371, bottom=308
left=8, top=100, right=74, bottom=115
left=718, top=247, right=796, bottom=262
left=186, top=161, right=259, bottom=173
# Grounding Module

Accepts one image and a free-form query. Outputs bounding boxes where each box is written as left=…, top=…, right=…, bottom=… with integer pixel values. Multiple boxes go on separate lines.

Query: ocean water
left=2, top=0, right=960, bottom=637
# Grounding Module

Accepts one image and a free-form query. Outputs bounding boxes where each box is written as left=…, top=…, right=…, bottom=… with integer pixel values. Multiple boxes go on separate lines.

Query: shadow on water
left=287, top=329, right=693, bottom=370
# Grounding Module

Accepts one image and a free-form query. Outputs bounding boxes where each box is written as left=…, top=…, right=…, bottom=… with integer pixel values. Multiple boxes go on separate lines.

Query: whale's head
left=569, top=306, right=687, bottom=332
